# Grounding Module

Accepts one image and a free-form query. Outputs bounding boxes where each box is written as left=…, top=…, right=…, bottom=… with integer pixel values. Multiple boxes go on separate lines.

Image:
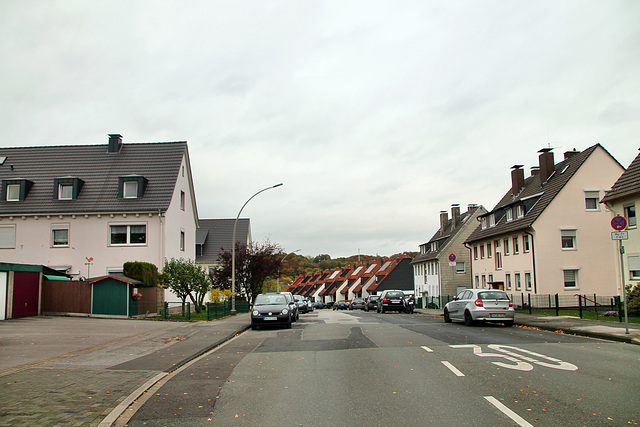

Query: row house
left=0, top=134, right=199, bottom=303
left=411, top=204, right=487, bottom=303
left=465, top=144, right=624, bottom=296
left=601, top=150, right=640, bottom=296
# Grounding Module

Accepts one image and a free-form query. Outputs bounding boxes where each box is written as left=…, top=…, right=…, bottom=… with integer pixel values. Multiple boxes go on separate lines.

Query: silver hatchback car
left=444, top=289, right=514, bottom=326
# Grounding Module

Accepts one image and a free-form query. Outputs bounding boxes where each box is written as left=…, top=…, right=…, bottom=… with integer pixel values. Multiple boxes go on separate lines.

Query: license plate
left=392, top=300, right=400, bottom=303
left=264, top=317, right=277, bottom=321
left=490, top=313, right=505, bottom=318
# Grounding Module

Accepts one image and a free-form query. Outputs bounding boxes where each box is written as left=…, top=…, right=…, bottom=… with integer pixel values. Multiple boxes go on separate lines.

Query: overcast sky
left=1, top=1, right=639, bottom=258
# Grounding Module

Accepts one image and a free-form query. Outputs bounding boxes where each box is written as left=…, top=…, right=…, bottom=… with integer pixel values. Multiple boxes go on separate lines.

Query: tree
left=211, top=241, right=283, bottom=303
left=161, top=258, right=212, bottom=314
left=123, top=261, right=160, bottom=287
left=627, top=284, right=640, bottom=312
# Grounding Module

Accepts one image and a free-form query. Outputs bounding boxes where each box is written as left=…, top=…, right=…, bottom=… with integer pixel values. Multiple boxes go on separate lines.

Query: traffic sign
left=612, top=231, right=629, bottom=240
left=449, top=254, right=456, bottom=262
left=611, top=216, right=627, bottom=231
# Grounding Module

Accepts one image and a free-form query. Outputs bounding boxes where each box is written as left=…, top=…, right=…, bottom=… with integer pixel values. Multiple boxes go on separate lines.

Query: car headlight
left=252, top=310, right=259, bottom=316
left=281, top=308, right=289, bottom=315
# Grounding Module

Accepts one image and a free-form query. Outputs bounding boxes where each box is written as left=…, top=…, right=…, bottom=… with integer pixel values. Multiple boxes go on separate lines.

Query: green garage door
left=92, top=279, right=128, bottom=316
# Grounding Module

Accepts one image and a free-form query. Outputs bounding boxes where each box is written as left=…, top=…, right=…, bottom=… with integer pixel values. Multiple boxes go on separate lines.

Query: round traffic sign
left=611, top=216, right=627, bottom=231
left=449, top=253, right=456, bottom=262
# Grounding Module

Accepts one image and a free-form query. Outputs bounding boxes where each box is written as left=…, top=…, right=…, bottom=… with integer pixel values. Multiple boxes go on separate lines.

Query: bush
left=627, top=284, right=640, bottom=312
left=124, top=261, right=160, bottom=287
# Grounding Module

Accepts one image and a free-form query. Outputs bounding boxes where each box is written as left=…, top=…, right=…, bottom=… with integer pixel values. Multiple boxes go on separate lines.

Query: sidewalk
left=0, top=314, right=251, bottom=427
left=415, top=308, right=640, bottom=345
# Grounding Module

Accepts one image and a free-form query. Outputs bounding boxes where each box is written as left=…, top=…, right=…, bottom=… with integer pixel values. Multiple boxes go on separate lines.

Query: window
left=523, top=235, right=530, bottom=253
left=561, top=229, right=577, bottom=250
left=625, top=204, right=637, bottom=228
left=430, top=242, right=437, bottom=251
left=0, top=225, right=16, bottom=249
left=584, top=190, right=600, bottom=210
left=456, top=262, right=465, bottom=274
left=506, top=208, right=513, bottom=222
left=180, top=230, right=185, bottom=251
left=525, top=272, right=532, bottom=291
left=504, top=238, right=510, bottom=255
left=52, top=224, right=69, bottom=247
left=109, top=224, right=146, bottom=245
left=474, top=246, right=478, bottom=260
left=515, top=273, right=521, bottom=290
left=563, top=269, right=578, bottom=289
left=488, top=274, right=493, bottom=285
left=58, top=183, right=73, bottom=200
left=480, top=245, right=485, bottom=259
left=513, top=237, right=519, bottom=254
left=505, top=273, right=512, bottom=290
left=487, top=242, right=492, bottom=258
left=628, top=255, right=640, bottom=280
left=482, top=275, right=487, bottom=288
left=495, top=240, right=502, bottom=270
left=489, top=214, right=496, bottom=227
left=180, top=191, right=185, bottom=211
left=481, top=217, right=488, bottom=230
left=475, top=275, right=480, bottom=289
left=123, top=181, right=139, bottom=199
left=6, top=184, right=20, bottom=201
left=515, top=205, right=525, bottom=219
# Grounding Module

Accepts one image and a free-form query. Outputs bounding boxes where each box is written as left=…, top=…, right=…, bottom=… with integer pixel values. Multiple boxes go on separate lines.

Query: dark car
left=281, top=291, right=299, bottom=321
left=251, top=293, right=294, bottom=330
left=333, top=300, right=349, bottom=310
left=365, top=295, right=379, bottom=311
left=377, top=290, right=406, bottom=313
left=294, top=294, right=309, bottom=314
left=349, top=297, right=366, bottom=310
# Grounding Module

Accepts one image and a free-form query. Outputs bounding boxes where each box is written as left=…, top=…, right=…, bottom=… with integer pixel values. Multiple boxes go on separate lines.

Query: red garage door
left=12, top=271, right=40, bottom=318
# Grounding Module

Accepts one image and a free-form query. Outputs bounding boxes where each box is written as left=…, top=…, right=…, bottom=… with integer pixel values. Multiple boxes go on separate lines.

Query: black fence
left=162, top=300, right=251, bottom=321
left=418, top=293, right=637, bottom=322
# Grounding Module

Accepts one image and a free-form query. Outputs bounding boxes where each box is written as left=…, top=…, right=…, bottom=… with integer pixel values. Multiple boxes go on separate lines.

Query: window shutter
left=628, top=255, right=640, bottom=271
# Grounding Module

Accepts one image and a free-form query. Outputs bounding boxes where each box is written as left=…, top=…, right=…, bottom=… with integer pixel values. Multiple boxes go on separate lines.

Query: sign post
left=611, top=216, right=629, bottom=334
left=449, top=254, right=456, bottom=294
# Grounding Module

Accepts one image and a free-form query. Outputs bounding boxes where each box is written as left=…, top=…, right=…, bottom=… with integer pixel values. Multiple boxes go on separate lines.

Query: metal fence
left=162, top=300, right=251, bottom=321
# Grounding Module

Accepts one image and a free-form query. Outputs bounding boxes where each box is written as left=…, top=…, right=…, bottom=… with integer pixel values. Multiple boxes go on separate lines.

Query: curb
left=515, top=322, right=640, bottom=346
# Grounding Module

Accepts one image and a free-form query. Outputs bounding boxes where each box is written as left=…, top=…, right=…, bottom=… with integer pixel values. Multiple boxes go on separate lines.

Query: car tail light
left=474, top=298, right=483, bottom=307
left=509, top=300, right=513, bottom=307
left=383, top=297, right=388, bottom=303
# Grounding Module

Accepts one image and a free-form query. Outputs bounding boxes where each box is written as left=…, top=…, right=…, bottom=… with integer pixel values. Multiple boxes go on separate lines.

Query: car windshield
left=254, top=294, right=286, bottom=305
left=386, top=292, right=404, bottom=298
left=369, top=296, right=379, bottom=300
left=354, top=298, right=364, bottom=302
left=478, top=291, right=509, bottom=300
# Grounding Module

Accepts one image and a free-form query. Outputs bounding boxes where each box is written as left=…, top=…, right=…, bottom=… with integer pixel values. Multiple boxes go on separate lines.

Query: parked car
left=443, top=289, right=514, bottom=326
left=377, top=290, right=407, bottom=313
left=281, top=291, right=299, bottom=321
left=333, top=300, right=349, bottom=310
left=251, top=293, right=294, bottom=330
left=365, top=295, right=379, bottom=312
left=313, top=301, right=325, bottom=309
left=294, top=294, right=309, bottom=314
left=349, top=297, right=366, bottom=310
left=306, top=299, right=314, bottom=312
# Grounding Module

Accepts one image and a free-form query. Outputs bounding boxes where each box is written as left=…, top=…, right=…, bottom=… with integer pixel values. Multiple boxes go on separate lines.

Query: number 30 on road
left=450, top=344, right=578, bottom=372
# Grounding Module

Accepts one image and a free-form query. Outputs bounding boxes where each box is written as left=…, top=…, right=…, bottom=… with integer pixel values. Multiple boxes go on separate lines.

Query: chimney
left=564, top=149, right=580, bottom=160
left=440, top=210, right=449, bottom=232
left=511, top=165, right=525, bottom=196
left=108, top=134, right=123, bottom=153
left=538, top=148, right=555, bottom=183
left=451, top=204, right=461, bottom=228
left=530, top=166, right=540, bottom=176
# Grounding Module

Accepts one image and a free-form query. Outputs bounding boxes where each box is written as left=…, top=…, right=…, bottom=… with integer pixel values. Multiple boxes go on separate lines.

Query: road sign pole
left=619, top=241, right=630, bottom=334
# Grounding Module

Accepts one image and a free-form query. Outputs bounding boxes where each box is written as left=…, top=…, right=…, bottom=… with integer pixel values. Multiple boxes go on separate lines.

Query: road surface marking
left=484, top=396, right=534, bottom=427
left=421, top=346, right=434, bottom=352
left=450, top=344, right=578, bottom=372
left=441, top=361, right=465, bottom=376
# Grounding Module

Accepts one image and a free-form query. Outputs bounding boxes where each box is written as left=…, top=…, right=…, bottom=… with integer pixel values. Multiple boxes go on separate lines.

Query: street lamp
left=277, top=249, right=301, bottom=292
left=231, top=183, right=283, bottom=315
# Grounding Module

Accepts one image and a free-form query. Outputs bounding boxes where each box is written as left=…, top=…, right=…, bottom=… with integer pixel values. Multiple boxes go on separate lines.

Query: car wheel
left=444, top=309, right=452, bottom=323
left=464, top=310, right=474, bottom=326
left=503, top=320, right=514, bottom=327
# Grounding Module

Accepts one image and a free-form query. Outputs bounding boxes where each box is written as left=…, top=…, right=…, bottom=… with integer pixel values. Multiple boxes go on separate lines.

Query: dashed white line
left=484, top=396, right=534, bottom=427
left=441, top=361, right=465, bottom=376
left=421, top=346, right=434, bottom=352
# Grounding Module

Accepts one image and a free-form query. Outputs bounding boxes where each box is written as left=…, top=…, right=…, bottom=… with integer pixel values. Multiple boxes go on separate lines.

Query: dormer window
left=2, top=179, right=34, bottom=202
left=481, top=217, right=488, bottom=229
left=488, top=214, right=496, bottom=227
left=515, top=205, right=525, bottom=219
left=506, top=208, right=513, bottom=222
left=118, top=175, right=148, bottom=199
left=54, top=177, right=84, bottom=201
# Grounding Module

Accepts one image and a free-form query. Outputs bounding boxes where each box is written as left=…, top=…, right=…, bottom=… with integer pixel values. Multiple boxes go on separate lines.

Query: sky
left=1, top=1, right=639, bottom=258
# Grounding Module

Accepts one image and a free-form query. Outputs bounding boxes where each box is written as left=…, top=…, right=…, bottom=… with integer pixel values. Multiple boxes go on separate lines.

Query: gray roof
left=196, top=218, right=251, bottom=262
left=601, top=150, right=640, bottom=203
left=466, top=144, right=610, bottom=243
left=0, top=141, right=187, bottom=214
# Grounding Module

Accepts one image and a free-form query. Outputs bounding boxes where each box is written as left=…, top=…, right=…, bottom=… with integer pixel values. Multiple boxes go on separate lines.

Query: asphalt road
left=126, top=310, right=640, bottom=427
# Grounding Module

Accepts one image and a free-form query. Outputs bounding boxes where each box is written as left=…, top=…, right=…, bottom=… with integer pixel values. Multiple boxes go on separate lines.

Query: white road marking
left=421, top=346, right=434, bottom=352
left=441, top=361, right=465, bottom=376
left=484, top=396, right=534, bottom=427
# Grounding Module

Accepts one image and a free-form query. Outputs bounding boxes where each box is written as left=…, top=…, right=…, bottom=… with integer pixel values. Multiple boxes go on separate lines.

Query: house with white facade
left=601, top=150, right=640, bottom=296
left=196, top=218, right=251, bottom=274
left=411, top=204, right=486, bottom=306
left=0, top=134, right=199, bottom=302
left=465, top=145, right=624, bottom=297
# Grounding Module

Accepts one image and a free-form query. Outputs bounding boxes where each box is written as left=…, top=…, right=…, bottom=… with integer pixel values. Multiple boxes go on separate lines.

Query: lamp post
left=277, top=249, right=301, bottom=292
left=231, top=183, right=283, bottom=315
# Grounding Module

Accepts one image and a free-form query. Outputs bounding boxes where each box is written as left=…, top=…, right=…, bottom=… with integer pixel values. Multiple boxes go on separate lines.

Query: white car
left=444, top=289, right=514, bottom=326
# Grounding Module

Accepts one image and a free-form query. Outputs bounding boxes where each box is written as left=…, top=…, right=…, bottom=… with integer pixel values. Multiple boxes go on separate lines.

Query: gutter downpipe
left=158, top=209, right=164, bottom=271
left=524, top=229, right=537, bottom=294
